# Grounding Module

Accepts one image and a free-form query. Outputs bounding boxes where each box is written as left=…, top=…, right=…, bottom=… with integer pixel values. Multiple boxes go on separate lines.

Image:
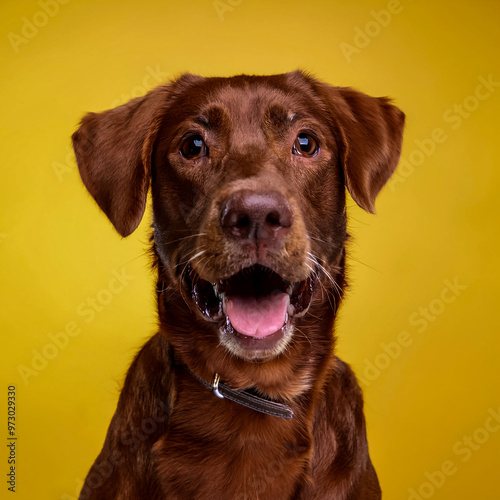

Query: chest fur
left=153, top=393, right=312, bottom=500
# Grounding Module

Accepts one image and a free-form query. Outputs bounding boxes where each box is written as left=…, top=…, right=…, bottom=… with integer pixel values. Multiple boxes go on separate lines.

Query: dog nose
left=220, top=190, right=293, bottom=244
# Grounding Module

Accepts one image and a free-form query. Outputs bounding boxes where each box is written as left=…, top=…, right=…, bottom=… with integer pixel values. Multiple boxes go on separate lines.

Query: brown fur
left=72, top=71, right=404, bottom=499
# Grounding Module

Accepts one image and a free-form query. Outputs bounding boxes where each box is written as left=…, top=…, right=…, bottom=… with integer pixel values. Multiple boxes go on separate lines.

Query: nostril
left=235, top=214, right=250, bottom=229
left=266, top=212, right=281, bottom=227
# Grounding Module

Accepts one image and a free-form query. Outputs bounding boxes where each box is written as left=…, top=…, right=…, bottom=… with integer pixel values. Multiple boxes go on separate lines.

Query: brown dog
left=72, top=71, right=404, bottom=499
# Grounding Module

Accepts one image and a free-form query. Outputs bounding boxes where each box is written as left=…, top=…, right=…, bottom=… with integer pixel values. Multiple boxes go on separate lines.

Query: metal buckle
left=212, top=373, right=224, bottom=399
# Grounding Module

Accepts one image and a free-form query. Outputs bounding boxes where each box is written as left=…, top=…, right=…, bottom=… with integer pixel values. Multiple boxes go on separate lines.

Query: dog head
left=73, top=71, right=404, bottom=382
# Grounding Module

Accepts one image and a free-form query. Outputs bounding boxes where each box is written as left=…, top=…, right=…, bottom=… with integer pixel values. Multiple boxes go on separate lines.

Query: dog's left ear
left=312, top=80, right=405, bottom=213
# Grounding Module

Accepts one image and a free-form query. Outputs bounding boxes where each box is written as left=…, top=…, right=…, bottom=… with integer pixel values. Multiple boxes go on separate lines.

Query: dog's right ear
left=72, top=86, right=172, bottom=237
left=73, top=74, right=204, bottom=237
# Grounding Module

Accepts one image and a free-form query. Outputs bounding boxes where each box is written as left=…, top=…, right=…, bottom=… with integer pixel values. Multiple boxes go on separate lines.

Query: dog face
left=73, top=71, right=404, bottom=368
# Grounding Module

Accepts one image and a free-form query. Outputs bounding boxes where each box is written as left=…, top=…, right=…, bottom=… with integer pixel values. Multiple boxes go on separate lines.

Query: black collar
left=188, top=370, right=294, bottom=419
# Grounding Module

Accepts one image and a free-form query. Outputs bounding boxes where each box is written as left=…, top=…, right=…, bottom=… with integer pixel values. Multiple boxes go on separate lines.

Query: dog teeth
left=286, top=284, right=293, bottom=295
left=212, top=282, right=226, bottom=302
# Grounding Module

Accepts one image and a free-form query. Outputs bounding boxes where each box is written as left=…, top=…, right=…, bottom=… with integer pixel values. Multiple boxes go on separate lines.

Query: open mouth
left=185, top=264, right=314, bottom=342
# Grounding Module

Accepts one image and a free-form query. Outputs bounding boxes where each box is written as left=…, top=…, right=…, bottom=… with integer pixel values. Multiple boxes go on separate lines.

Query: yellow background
left=1, top=0, right=499, bottom=498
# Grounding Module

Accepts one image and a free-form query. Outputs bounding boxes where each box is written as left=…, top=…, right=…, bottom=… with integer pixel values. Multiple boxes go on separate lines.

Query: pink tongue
left=226, top=293, right=290, bottom=338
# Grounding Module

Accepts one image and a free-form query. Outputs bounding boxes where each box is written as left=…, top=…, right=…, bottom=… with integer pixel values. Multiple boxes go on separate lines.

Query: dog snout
left=220, top=190, right=293, bottom=246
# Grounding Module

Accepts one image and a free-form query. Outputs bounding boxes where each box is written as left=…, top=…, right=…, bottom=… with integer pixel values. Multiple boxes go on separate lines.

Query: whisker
left=348, top=216, right=369, bottom=226
left=346, top=254, right=381, bottom=273
left=306, top=254, right=343, bottom=296
left=307, top=234, right=329, bottom=245
left=292, top=325, right=313, bottom=349
left=177, top=247, right=207, bottom=268
left=163, top=233, right=207, bottom=246
left=193, top=255, right=210, bottom=279
left=178, top=267, right=191, bottom=310
left=306, top=253, right=343, bottom=312
left=174, top=248, right=209, bottom=308
left=188, top=250, right=207, bottom=262
left=120, top=250, right=151, bottom=267
left=178, top=252, right=206, bottom=309
left=306, top=235, right=343, bottom=255
left=306, top=261, right=333, bottom=310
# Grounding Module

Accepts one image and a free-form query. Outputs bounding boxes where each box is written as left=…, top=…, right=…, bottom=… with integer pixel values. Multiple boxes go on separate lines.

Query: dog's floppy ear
left=72, top=85, right=170, bottom=237
left=312, top=80, right=405, bottom=213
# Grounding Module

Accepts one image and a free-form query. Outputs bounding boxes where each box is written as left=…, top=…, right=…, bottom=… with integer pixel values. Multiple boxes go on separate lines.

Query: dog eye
left=292, top=133, right=319, bottom=158
left=180, top=135, right=208, bottom=159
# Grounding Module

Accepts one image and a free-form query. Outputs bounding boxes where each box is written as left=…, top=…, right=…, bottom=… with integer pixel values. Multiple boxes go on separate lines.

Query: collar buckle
left=212, top=373, right=224, bottom=399
left=189, top=369, right=294, bottom=419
